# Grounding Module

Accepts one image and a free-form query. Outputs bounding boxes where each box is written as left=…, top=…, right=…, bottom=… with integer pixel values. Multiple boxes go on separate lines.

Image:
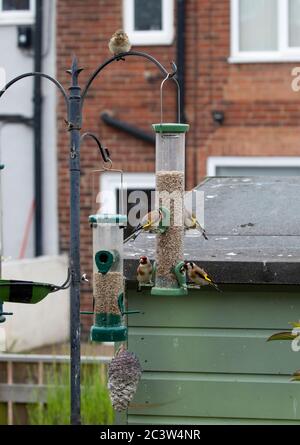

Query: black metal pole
left=33, top=0, right=43, bottom=256
left=0, top=50, right=179, bottom=427
left=67, top=57, right=82, bottom=425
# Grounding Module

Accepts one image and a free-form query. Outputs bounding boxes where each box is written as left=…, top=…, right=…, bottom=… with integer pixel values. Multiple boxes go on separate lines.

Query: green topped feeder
left=151, top=123, right=189, bottom=296
left=89, top=213, right=128, bottom=342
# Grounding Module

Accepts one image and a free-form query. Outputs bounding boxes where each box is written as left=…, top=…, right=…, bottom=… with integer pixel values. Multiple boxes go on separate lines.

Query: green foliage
left=28, top=363, right=114, bottom=425
left=267, top=331, right=297, bottom=341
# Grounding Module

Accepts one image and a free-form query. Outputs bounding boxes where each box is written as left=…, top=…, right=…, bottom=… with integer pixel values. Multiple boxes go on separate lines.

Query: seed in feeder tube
left=155, top=171, right=184, bottom=287
left=94, top=271, right=124, bottom=315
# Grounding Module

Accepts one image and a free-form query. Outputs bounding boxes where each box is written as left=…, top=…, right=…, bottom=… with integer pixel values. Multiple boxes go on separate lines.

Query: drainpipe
left=33, top=0, right=43, bottom=256
left=101, top=112, right=155, bottom=144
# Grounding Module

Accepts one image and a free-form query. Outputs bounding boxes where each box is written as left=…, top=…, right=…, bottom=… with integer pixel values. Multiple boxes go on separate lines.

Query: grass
left=28, top=363, right=114, bottom=425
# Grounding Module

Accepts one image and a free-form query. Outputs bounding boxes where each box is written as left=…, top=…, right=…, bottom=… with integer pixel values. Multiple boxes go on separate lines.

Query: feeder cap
left=89, top=214, right=127, bottom=225
left=152, top=123, right=189, bottom=133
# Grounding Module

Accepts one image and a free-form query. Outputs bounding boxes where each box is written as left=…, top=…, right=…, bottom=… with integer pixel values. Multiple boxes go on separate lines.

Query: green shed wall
left=127, top=284, right=300, bottom=424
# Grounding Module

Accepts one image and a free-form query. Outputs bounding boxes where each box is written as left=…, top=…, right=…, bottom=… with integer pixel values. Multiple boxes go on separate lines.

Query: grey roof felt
left=124, top=177, right=300, bottom=285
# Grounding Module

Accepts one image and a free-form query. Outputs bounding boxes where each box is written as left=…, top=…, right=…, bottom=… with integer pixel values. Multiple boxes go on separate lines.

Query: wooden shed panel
left=129, top=327, right=298, bottom=375
left=129, top=373, right=300, bottom=420
left=128, top=287, right=300, bottom=330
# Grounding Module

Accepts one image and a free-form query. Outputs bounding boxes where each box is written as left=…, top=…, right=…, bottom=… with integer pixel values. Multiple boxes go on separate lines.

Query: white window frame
left=100, top=172, right=155, bottom=214
left=207, top=156, right=300, bottom=176
left=0, top=0, right=35, bottom=25
left=230, top=0, right=300, bottom=63
left=123, top=0, right=174, bottom=46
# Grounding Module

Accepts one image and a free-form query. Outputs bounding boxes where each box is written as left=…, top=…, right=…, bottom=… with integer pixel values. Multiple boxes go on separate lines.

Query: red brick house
left=56, top=0, right=300, bottom=334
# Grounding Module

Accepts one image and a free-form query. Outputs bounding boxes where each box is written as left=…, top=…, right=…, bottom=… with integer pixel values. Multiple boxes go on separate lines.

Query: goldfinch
left=184, top=208, right=208, bottom=240
left=184, top=261, right=221, bottom=292
left=137, top=256, right=153, bottom=291
left=124, top=209, right=163, bottom=244
left=108, top=30, right=131, bottom=58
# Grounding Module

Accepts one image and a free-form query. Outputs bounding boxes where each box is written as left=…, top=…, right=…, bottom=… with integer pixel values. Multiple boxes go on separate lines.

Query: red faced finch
left=184, top=261, right=221, bottom=292
left=108, top=30, right=131, bottom=58
left=137, top=256, right=153, bottom=291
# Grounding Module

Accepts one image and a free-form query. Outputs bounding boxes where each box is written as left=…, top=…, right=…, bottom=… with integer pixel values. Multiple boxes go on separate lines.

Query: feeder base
left=151, top=286, right=188, bottom=296
left=90, top=325, right=127, bottom=342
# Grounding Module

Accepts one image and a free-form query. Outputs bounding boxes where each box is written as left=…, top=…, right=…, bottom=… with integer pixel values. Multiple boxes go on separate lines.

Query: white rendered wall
left=0, top=255, right=69, bottom=352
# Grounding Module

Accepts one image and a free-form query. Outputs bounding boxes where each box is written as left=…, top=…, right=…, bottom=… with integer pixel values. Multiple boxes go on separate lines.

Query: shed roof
left=124, top=177, right=300, bottom=285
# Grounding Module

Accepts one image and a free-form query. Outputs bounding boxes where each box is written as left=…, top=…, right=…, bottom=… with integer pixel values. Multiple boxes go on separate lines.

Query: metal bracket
left=0, top=303, right=13, bottom=324
left=118, top=292, right=140, bottom=316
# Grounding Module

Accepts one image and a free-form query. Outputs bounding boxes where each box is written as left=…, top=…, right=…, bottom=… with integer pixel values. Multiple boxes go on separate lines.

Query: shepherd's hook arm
left=0, top=72, right=68, bottom=106
left=81, top=50, right=178, bottom=105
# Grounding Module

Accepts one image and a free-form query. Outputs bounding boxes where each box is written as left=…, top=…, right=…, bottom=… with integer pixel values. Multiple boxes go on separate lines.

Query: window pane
left=289, top=0, right=300, bottom=47
left=134, top=0, right=162, bottom=31
left=2, top=0, right=30, bottom=10
left=117, top=188, right=155, bottom=239
left=239, top=0, right=278, bottom=51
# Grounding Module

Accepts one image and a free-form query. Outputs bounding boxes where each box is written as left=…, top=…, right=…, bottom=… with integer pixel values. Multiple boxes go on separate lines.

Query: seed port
left=99, top=252, right=109, bottom=263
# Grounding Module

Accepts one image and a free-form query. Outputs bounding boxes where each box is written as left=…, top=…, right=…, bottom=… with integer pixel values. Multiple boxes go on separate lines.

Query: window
left=99, top=172, right=155, bottom=239
left=123, top=0, right=174, bottom=45
left=207, top=157, right=300, bottom=176
left=0, top=0, right=35, bottom=25
left=230, top=0, right=300, bottom=63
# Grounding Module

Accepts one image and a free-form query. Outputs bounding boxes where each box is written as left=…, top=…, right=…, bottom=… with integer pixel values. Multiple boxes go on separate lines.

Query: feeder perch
left=151, top=123, right=189, bottom=296
left=89, top=213, right=128, bottom=342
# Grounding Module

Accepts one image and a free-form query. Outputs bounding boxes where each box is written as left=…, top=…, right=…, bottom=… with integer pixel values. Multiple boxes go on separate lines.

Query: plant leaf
left=267, top=331, right=296, bottom=342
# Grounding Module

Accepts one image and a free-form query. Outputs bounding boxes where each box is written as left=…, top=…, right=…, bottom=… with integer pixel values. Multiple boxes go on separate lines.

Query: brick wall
left=56, top=0, right=300, bottom=336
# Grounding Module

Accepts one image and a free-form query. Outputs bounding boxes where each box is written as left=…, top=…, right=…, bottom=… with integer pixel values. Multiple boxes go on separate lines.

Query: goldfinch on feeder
left=184, top=208, right=208, bottom=240
left=124, top=209, right=163, bottom=244
left=184, top=261, right=221, bottom=292
left=137, top=256, right=153, bottom=291
left=108, top=30, right=131, bottom=57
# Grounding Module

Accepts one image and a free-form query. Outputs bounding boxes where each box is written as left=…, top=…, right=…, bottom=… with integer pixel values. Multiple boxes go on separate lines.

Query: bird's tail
left=196, top=222, right=208, bottom=240
left=123, top=226, right=142, bottom=244
left=210, top=281, right=222, bottom=293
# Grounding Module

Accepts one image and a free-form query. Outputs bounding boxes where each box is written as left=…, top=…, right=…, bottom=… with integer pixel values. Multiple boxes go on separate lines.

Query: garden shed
left=124, top=176, right=300, bottom=425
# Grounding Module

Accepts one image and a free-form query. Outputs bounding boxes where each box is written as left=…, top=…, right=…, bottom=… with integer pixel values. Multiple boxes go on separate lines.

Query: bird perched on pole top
left=109, top=30, right=131, bottom=58
left=137, top=256, right=153, bottom=291
left=184, top=261, right=222, bottom=292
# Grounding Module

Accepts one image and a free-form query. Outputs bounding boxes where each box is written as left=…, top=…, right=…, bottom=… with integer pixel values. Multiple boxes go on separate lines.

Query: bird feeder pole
left=0, top=51, right=179, bottom=425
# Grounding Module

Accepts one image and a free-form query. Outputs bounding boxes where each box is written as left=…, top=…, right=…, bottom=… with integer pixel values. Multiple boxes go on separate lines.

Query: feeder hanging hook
left=80, top=132, right=112, bottom=169
left=160, top=61, right=181, bottom=125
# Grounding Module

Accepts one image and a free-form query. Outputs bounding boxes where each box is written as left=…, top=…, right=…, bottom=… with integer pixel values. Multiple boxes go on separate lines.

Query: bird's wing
left=195, top=268, right=213, bottom=283
left=196, top=268, right=222, bottom=292
left=142, top=210, right=161, bottom=229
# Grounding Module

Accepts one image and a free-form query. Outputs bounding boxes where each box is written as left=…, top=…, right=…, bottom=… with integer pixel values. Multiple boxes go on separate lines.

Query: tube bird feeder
left=151, top=123, right=189, bottom=296
left=89, top=213, right=127, bottom=342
